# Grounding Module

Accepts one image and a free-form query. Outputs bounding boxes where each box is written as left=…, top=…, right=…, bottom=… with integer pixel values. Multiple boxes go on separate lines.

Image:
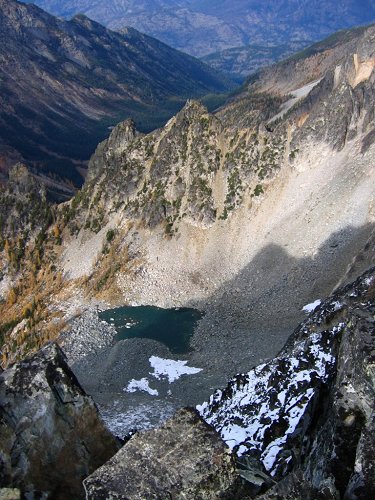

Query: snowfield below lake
left=125, top=378, right=159, bottom=396
left=149, top=356, right=202, bottom=383
left=124, top=356, right=203, bottom=396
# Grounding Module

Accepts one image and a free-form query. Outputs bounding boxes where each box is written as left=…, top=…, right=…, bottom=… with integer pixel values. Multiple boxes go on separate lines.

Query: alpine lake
left=99, top=305, right=204, bottom=353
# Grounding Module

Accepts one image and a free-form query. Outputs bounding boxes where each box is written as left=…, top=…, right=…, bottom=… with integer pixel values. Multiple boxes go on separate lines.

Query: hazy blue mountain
left=201, top=41, right=313, bottom=82
left=24, top=0, right=375, bottom=57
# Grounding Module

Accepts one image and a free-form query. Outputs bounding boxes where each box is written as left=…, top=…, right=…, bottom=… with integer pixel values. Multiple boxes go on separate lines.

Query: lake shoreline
left=60, top=302, right=292, bottom=438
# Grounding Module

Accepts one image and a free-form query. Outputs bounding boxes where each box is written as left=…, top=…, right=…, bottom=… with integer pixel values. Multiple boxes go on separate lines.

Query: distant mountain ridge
left=201, top=41, right=313, bottom=82
left=24, top=0, right=375, bottom=58
left=0, top=0, right=232, bottom=193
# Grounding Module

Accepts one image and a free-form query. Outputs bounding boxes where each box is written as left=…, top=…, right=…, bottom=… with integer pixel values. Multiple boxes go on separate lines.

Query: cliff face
left=81, top=98, right=285, bottom=231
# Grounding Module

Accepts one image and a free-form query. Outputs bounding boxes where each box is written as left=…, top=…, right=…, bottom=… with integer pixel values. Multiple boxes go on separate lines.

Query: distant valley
left=0, top=0, right=232, bottom=195
left=201, top=41, right=312, bottom=82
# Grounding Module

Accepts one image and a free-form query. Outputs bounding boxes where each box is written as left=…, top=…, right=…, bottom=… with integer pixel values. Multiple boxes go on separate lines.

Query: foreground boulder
left=84, top=407, right=240, bottom=499
left=0, top=343, right=119, bottom=499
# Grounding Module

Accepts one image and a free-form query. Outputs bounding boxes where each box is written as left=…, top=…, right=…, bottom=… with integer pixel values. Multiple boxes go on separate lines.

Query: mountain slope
left=200, top=24, right=371, bottom=81
left=0, top=0, right=232, bottom=189
left=24, top=0, right=375, bottom=57
left=1, top=21, right=375, bottom=395
left=201, top=41, right=312, bottom=82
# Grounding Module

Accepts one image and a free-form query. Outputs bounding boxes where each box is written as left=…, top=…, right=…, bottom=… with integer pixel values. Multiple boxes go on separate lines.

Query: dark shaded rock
left=237, top=456, right=276, bottom=496
left=256, top=470, right=338, bottom=499
left=0, top=343, right=119, bottom=499
left=303, top=278, right=375, bottom=499
left=84, top=407, right=240, bottom=499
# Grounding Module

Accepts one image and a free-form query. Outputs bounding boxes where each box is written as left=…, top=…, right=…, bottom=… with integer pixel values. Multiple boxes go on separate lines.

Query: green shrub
left=106, top=229, right=116, bottom=243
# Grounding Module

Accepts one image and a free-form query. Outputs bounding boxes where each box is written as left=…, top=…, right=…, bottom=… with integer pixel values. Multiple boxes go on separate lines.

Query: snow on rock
left=149, top=356, right=202, bottom=383
left=198, top=293, right=350, bottom=479
left=365, top=276, right=374, bottom=286
left=125, top=378, right=159, bottom=396
left=331, top=301, right=344, bottom=311
left=302, top=299, right=321, bottom=313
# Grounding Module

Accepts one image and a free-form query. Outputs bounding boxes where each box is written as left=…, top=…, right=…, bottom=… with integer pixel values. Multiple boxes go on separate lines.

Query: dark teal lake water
left=99, top=306, right=203, bottom=353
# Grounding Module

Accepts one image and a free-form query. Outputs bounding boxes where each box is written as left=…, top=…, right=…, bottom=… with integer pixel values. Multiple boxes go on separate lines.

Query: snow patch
left=331, top=301, right=344, bottom=311
left=125, top=378, right=158, bottom=396
left=302, top=299, right=321, bottom=313
left=149, top=356, right=202, bottom=383
left=268, top=79, right=322, bottom=123
left=100, top=400, right=176, bottom=437
left=346, top=383, right=357, bottom=394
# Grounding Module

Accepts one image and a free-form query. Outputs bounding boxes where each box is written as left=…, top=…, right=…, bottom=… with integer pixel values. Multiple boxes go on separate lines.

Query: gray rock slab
left=84, top=407, right=240, bottom=499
